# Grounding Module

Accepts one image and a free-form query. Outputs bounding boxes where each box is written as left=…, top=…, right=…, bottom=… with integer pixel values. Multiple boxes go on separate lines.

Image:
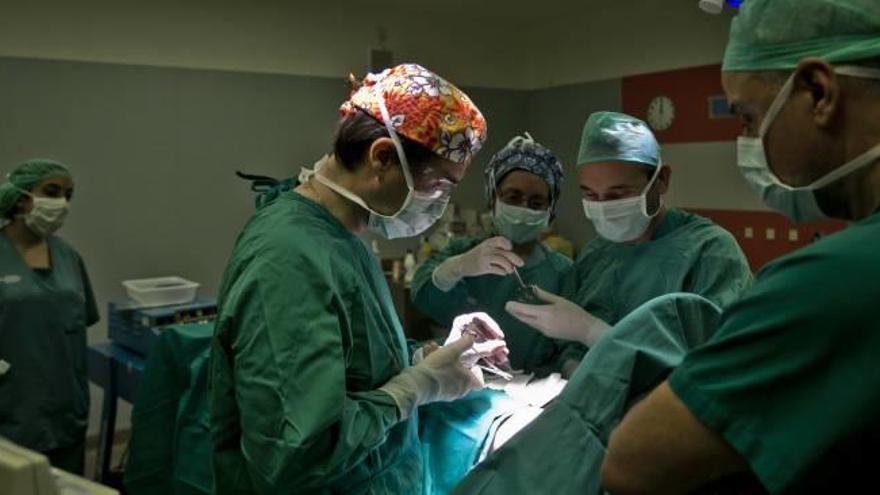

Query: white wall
left=0, top=0, right=533, bottom=89
left=0, top=0, right=737, bottom=90
left=524, top=1, right=735, bottom=88
left=663, top=142, right=768, bottom=211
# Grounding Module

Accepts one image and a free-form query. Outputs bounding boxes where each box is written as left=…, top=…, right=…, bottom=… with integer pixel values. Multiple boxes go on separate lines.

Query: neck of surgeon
left=2, top=217, right=44, bottom=248
left=297, top=155, right=371, bottom=234
left=636, top=204, right=667, bottom=244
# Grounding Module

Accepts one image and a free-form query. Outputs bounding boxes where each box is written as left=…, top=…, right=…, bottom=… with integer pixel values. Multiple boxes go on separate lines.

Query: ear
left=795, top=58, right=840, bottom=129
left=366, top=137, right=399, bottom=181
left=14, top=194, right=32, bottom=215
left=656, top=166, right=672, bottom=195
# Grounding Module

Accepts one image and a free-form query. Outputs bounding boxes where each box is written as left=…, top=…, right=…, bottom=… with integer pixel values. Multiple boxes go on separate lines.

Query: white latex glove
left=432, top=237, right=525, bottom=291
left=505, top=287, right=611, bottom=346
left=446, top=312, right=510, bottom=371
left=379, top=335, right=489, bottom=420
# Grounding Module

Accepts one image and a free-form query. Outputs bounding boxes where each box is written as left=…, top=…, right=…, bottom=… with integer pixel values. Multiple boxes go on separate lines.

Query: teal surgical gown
left=210, top=191, right=420, bottom=495
left=410, top=238, right=572, bottom=495
left=669, top=211, right=880, bottom=494
left=560, top=208, right=751, bottom=365
left=0, top=232, right=98, bottom=473
left=125, top=322, right=214, bottom=495
left=453, top=292, right=723, bottom=495
left=411, top=238, right=573, bottom=373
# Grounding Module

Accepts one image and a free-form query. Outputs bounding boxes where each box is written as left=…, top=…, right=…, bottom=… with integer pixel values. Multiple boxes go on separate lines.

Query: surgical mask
left=582, top=163, right=663, bottom=243
left=493, top=201, right=550, bottom=244
left=737, top=65, right=880, bottom=223
left=311, top=91, right=451, bottom=240
left=21, top=194, right=69, bottom=237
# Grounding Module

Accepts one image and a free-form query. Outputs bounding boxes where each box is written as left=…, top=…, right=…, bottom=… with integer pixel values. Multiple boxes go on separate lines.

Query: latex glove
left=505, top=287, right=611, bottom=346
left=432, top=237, right=525, bottom=291
left=380, top=335, right=488, bottom=420
left=411, top=341, right=440, bottom=365
left=446, top=312, right=511, bottom=372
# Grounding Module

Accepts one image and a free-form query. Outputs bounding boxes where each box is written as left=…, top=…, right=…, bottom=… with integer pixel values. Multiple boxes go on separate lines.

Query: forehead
left=36, top=176, right=74, bottom=190
left=578, top=161, right=649, bottom=186
left=497, top=169, right=548, bottom=193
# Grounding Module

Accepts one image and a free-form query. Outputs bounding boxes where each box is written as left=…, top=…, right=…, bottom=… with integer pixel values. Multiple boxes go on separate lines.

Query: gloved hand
left=380, top=335, right=488, bottom=420
left=432, top=237, right=525, bottom=291
left=446, top=312, right=511, bottom=372
left=411, top=341, right=440, bottom=365
left=505, top=287, right=610, bottom=346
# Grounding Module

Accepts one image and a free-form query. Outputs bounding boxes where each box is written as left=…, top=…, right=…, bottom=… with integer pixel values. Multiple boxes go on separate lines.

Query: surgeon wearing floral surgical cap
left=209, top=63, right=497, bottom=495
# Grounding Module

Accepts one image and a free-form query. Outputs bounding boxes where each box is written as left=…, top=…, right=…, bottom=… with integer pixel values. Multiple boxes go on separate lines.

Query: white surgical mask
left=737, top=65, right=880, bottom=223
left=310, top=91, right=451, bottom=239
left=493, top=201, right=550, bottom=244
left=582, top=163, right=663, bottom=243
left=21, top=195, right=69, bottom=237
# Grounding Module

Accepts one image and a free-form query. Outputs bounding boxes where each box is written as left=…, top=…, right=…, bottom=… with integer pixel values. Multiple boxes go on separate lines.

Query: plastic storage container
left=122, top=276, right=199, bottom=308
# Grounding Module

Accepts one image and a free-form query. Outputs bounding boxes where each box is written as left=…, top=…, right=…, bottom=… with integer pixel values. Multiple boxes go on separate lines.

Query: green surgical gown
left=453, top=292, right=722, bottom=495
left=411, top=237, right=573, bottom=373
left=669, top=211, right=880, bottom=494
left=125, top=322, right=214, bottom=495
left=0, top=232, right=98, bottom=468
left=560, top=208, right=751, bottom=364
left=210, top=191, right=419, bottom=495
left=411, top=238, right=572, bottom=494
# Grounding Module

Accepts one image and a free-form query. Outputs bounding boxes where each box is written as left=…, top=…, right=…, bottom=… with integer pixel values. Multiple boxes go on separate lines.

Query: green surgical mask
left=493, top=201, right=550, bottom=244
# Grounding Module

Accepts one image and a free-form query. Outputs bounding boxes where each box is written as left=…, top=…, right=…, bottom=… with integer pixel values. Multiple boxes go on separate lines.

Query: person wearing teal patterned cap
left=0, top=158, right=99, bottom=475
left=604, top=1, right=880, bottom=493
left=410, top=133, right=572, bottom=495
left=505, top=111, right=751, bottom=378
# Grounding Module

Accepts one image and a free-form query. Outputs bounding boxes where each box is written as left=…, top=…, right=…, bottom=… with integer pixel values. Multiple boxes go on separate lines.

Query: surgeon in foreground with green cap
left=506, top=111, right=751, bottom=376
left=603, top=1, right=880, bottom=493
left=0, top=159, right=99, bottom=474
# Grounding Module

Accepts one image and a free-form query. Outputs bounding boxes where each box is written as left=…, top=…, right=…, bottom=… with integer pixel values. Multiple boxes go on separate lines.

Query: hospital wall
left=0, top=0, right=533, bottom=90
left=0, top=0, right=736, bottom=91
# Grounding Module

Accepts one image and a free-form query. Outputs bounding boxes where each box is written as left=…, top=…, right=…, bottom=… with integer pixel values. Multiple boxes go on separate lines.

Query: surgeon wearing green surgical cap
left=0, top=159, right=99, bottom=475
left=505, top=111, right=752, bottom=377
left=604, top=1, right=880, bottom=493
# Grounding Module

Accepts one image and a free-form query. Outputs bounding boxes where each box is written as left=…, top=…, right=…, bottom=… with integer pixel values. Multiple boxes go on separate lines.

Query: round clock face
left=647, top=95, right=675, bottom=131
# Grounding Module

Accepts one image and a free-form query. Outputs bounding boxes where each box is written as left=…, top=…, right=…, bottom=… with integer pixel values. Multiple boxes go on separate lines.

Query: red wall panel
left=687, top=208, right=847, bottom=272
left=622, top=64, right=740, bottom=143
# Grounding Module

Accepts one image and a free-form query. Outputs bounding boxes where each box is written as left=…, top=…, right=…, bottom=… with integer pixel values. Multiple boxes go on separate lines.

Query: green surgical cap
left=0, top=159, right=71, bottom=216
left=577, top=112, right=660, bottom=168
left=723, top=0, right=880, bottom=72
